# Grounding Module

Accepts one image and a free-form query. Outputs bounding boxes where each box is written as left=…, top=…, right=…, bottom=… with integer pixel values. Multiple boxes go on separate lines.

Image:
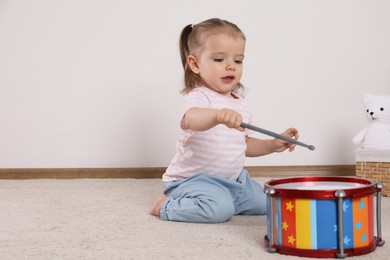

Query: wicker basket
left=355, top=148, right=390, bottom=197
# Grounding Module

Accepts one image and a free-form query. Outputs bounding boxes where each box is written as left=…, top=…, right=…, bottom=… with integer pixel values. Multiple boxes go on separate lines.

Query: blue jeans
left=159, top=170, right=266, bottom=223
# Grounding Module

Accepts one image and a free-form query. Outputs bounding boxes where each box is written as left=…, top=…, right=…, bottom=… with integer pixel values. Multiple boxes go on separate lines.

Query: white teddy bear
left=353, top=94, right=390, bottom=149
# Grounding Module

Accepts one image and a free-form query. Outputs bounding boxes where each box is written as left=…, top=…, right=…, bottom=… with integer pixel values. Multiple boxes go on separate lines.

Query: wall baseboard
left=245, top=165, right=355, bottom=177
left=0, top=165, right=355, bottom=179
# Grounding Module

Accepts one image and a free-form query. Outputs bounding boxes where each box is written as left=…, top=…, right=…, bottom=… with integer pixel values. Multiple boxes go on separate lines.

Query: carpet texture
left=0, top=177, right=388, bottom=259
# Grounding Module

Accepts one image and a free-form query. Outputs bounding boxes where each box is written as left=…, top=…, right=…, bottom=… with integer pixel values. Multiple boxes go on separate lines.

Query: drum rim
left=264, top=235, right=378, bottom=258
left=264, top=176, right=376, bottom=199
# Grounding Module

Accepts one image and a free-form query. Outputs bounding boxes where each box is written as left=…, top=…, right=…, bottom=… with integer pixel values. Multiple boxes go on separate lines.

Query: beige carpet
left=0, top=177, right=388, bottom=259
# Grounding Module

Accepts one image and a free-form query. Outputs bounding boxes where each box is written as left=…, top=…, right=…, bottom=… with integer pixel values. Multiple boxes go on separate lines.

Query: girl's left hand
left=273, top=128, right=299, bottom=152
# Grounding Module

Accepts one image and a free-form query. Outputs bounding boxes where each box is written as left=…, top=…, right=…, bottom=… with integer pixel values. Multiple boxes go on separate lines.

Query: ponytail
left=179, top=24, right=203, bottom=94
left=179, top=24, right=192, bottom=70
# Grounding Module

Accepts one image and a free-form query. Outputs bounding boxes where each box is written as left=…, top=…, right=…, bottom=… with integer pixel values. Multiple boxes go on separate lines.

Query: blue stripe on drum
left=276, top=197, right=282, bottom=245
left=343, top=199, right=354, bottom=249
left=310, top=200, right=317, bottom=249
left=266, top=196, right=270, bottom=242
left=316, top=200, right=338, bottom=249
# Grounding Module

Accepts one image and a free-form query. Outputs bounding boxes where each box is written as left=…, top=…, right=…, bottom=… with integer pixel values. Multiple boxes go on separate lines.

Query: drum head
left=264, top=176, right=376, bottom=199
left=272, top=181, right=366, bottom=190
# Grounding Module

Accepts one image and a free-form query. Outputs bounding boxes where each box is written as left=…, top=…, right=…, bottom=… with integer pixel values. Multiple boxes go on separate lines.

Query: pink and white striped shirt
left=163, top=86, right=253, bottom=182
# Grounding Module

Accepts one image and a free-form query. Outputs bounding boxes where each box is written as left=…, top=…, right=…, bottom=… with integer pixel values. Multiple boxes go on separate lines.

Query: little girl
left=150, top=18, right=299, bottom=223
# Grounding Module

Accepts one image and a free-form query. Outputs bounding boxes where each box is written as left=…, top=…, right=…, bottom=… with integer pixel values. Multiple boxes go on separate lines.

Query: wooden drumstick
left=240, top=122, right=315, bottom=151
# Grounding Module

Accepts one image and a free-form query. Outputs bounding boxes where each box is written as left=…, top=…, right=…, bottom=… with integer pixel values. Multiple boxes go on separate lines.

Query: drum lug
left=375, top=183, right=386, bottom=247
left=265, top=188, right=277, bottom=253
left=335, top=190, right=348, bottom=259
left=267, top=247, right=277, bottom=253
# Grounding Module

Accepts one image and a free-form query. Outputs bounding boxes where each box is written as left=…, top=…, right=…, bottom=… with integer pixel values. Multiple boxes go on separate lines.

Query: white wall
left=0, top=0, right=389, bottom=168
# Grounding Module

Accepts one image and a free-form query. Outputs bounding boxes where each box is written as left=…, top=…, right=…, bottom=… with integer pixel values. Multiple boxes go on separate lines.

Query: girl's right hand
left=217, top=108, right=244, bottom=131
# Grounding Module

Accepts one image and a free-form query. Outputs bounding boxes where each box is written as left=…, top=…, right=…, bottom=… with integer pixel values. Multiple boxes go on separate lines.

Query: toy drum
left=264, top=176, right=385, bottom=258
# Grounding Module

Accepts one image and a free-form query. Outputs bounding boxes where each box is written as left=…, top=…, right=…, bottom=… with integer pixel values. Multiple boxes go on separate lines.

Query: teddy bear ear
left=363, top=93, right=374, bottom=104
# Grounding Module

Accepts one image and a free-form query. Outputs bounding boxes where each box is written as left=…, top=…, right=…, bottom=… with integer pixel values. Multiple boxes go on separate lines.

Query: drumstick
left=240, top=122, right=315, bottom=151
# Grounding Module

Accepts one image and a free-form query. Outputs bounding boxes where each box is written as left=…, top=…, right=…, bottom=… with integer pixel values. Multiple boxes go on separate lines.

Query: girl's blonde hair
left=179, top=18, right=246, bottom=95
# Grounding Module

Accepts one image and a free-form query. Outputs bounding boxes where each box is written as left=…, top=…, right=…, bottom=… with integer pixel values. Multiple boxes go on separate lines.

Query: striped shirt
left=163, top=86, right=253, bottom=182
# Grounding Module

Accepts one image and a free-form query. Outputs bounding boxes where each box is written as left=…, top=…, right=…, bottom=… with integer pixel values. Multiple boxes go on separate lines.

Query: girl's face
left=188, top=33, right=245, bottom=98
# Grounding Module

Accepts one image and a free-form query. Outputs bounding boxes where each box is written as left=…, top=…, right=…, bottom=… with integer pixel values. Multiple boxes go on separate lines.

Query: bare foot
left=149, top=194, right=166, bottom=216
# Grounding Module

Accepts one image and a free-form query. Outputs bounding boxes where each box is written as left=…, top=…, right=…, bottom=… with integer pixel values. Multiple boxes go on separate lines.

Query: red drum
left=264, top=176, right=385, bottom=258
